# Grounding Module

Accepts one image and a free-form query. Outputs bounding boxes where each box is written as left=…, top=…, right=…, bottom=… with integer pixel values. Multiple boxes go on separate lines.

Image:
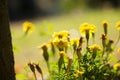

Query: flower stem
left=33, top=72, right=37, bottom=80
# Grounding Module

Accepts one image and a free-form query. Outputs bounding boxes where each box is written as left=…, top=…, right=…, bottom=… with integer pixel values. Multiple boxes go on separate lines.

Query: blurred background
left=9, top=0, right=120, bottom=20
left=10, top=0, right=120, bottom=77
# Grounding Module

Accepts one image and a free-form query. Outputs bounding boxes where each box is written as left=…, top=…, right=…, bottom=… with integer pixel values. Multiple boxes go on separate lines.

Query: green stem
left=23, top=27, right=30, bottom=37
left=86, top=30, right=89, bottom=48
left=47, top=61, right=50, bottom=73
left=87, top=39, right=89, bottom=48
left=101, top=46, right=105, bottom=63
left=78, top=58, right=81, bottom=71
left=63, top=60, right=66, bottom=71
left=33, top=72, right=37, bottom=80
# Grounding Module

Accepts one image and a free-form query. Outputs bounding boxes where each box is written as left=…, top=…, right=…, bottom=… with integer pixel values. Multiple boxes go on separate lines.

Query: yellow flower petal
left=113, top=63, right=120, bottom=70
left=79, top=23, right=96, bottom=36
left=59, top=51, right=66, bottom=57
left=70, top=38, right=79, bottom=45
left=89, top=44, right=102, bottom=51
left=52, top=30, right=70, bottom=39
left=23, top=21, right=34, bottom=33
left=38, top=43, right=49, bottom=50
left=117, top=48, right=120, bottom=52
left=116, top=21, right=120, bottom=30
left=53, top=39, right=68, bottom=49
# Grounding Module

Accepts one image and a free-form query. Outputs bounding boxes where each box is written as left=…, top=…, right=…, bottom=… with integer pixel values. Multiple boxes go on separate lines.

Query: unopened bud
left=28, top=62, right=35, bottom=73
left=76, top=46, right=82, bottom=59
left=35, top=64, right=43, bottom=75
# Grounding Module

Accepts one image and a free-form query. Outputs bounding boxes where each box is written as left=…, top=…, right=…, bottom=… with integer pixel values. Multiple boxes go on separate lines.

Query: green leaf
left=108, top=53, right=118, bottom=63
left=58, top=57, right=64, bottom=72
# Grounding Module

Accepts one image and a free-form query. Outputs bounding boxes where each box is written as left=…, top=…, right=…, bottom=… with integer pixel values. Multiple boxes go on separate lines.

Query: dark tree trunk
left=0, top=0, right=15, bottom=80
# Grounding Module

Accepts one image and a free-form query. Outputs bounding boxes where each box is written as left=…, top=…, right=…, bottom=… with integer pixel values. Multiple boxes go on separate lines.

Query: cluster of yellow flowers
left=25, top=20, right=120, bottom=79
left=38, top=20, right=120, bottom=71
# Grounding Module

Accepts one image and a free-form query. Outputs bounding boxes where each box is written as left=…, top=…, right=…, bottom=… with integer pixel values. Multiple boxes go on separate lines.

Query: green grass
left=11, top=9, right=120, bottom=67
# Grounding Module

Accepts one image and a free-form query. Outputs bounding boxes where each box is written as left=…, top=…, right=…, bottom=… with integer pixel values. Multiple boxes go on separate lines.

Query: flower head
left=117, top=48, right=120, bottom=52
left=89, top=44, right=102, bottom=51
left=79, top=23, right=96, bottom=36
left=59, top=51, right=66, bottom=57
left=70, top=38, right=79, bottom=52
left=70, top=38, right=79, bottom=46
left=52, top=30, right=70, bottom=39
left=23, top=21, right=34, bottom=34
left=53, top=39, right=68, bottom=50
left=116, top=21, right=120, bottom=30
left=80, top=23, right=96, bottom=47
left=113, top=63, right=120, bottom=70
left=91, top=24, right=97, bottom=33
left=89, top=44, right=102, bottom=58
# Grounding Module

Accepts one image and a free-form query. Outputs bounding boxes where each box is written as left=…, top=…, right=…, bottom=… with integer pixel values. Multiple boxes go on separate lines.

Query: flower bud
left=28, top=62, right=35, bottom=73
left=35, top=64, right=44, bottom=80
left=102, top=20, right=109, bottom=36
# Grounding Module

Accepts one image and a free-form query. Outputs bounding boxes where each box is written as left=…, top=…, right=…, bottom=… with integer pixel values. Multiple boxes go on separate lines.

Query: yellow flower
left=89, top=44, right=102, bottom=51
left=91, top=24, right=97, bottom=33
left=116, top=21, right=120, bottom=30
left=23, top=21, right=34, bottom=33
left=74, top=70, right=84, bottom=77
left=79, top=23, right=96, bottom=36
left=117, top=48, right=120, bottom=52
left=89, top=44, right=102, bottom=59
left=70, top=38, right=79, bottom=51
left=113, top=63, right=120, bottom=70
left=52, top=30, right=70, bottom=39
left=59, top=51, right=66, bottom=57
left=70, top=38, right=79, bottom=46
left=53, top=39, right=68, bottom=49
left=48, top=40, right=55, bottom=47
